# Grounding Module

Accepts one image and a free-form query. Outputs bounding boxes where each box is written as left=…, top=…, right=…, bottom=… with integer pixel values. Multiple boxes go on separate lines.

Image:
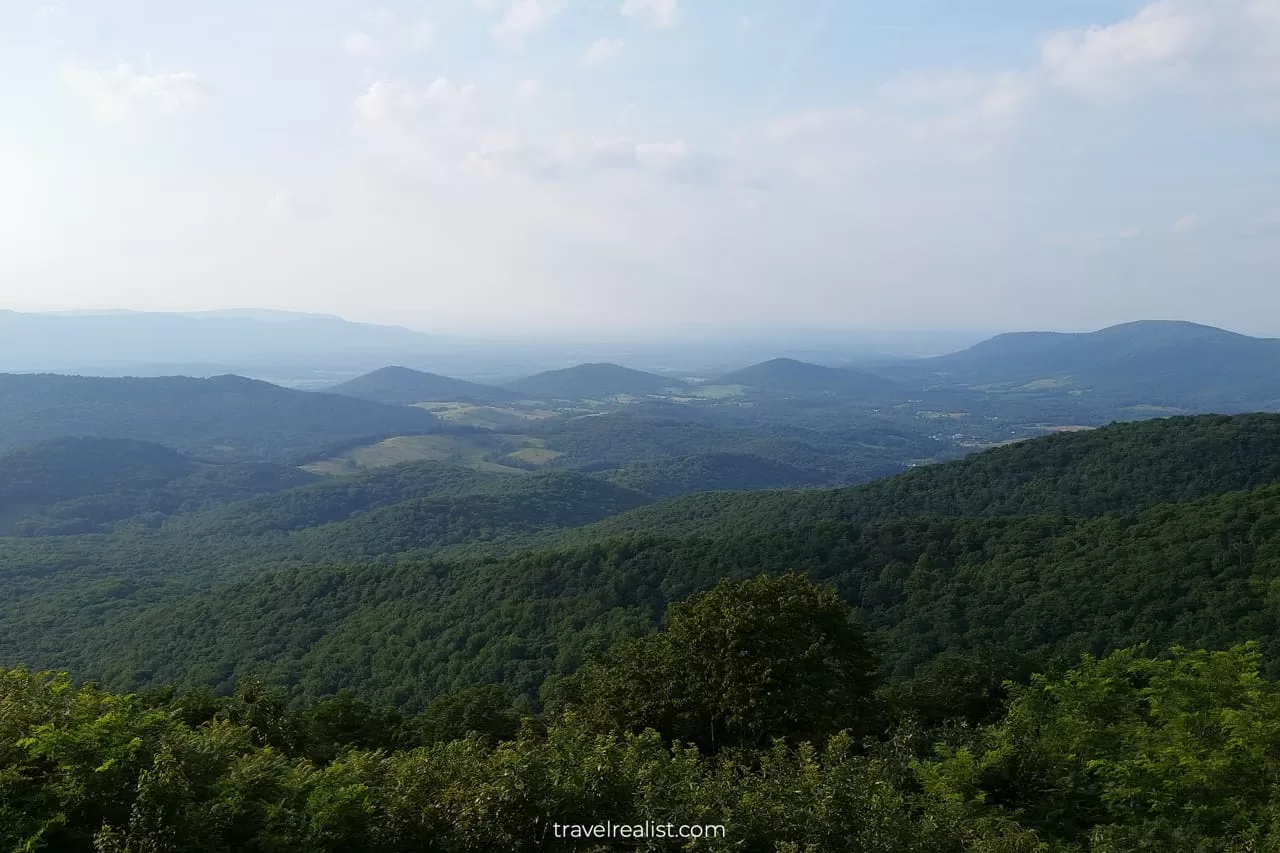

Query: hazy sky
left=2, top=0, right=1278, bottom=334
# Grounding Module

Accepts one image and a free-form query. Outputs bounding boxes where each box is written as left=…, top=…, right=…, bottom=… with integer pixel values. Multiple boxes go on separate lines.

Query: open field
left=674, top=384, right=748, bottom=400
left=303, top=434, right=530, bottom=475
left=412, top=402, right=561, bottom=429
left=507, top=447, right=565, bottom=465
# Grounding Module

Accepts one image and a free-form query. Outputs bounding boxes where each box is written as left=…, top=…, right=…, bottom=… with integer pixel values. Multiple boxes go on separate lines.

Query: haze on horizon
left=2, top=0, right=1278, bottom=336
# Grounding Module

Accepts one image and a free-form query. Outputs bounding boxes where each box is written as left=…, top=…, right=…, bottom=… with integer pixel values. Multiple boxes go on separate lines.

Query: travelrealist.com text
left=551, top=821, right=727, bottom=841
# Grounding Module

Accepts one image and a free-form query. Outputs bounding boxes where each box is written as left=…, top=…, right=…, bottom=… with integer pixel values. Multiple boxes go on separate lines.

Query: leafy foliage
left=0, top=437, right=315, bottom=535
left=566, top=573, right=881, bottom=750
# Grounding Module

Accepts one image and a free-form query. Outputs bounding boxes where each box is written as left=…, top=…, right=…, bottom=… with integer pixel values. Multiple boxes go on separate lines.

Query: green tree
left=572, top=572, right=881, bottom=750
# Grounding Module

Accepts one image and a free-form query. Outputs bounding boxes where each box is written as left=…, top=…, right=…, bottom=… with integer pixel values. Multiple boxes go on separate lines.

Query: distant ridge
left=0, top=309, right=437, bottom=372
left=925, top=320, right=1280, bottom=409
left=0, top=372, right=438, bottom=461
left=505, top=362, right=686, bottom=399
left=721, top=357, right=901, bottom=397
left=331, top=366, right=517, bottom=405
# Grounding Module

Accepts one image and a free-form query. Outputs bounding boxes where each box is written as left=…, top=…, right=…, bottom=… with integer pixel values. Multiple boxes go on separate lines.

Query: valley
left=5, top=318, right=1280, bottom=851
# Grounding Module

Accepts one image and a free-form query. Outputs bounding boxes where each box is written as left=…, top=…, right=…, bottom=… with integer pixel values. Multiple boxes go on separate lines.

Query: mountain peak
left=331, top=366, right=515, bottom=405
left=506, top=362, right=684, bottom=399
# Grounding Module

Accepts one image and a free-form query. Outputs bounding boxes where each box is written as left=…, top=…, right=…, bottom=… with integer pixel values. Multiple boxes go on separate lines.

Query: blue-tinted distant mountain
left=721, top=358, right=903, bottom=398
left=922, top=321, right=1280, bottom=410
left=505, top=363, right=686, bottom=399
left=0, top=373, right=438, bottom=461
left=0, top=310, right=437, bottom=373
left=330, top=366, right=518, bottom=405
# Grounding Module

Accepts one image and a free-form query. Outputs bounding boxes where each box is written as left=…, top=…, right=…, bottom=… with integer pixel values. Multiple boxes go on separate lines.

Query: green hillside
left=602, top=452, right=830, bottom=497
left=1, top=413, right=1280, bottom=705
left=571, top=413, right=1280, bottom=542
left=534, top=413, right=944, bottom=485
left=0, top=373, right=439, bottom=461
left=21, top=476, right=1280, bottom=705
left=0, top=437, right=315, bottom=535
left=6, top=405, right=1280, bottom=850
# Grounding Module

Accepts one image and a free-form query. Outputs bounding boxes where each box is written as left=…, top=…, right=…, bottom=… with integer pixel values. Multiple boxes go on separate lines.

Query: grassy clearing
left=303, top=434, right=528, bottom=475
left=412, top=402, right=561, bottom=429
left=683, top=384, right=747, bottom=400
left=507, top=447, right=565, bottom=465
left=1018, top=377, right=1074, bottom=390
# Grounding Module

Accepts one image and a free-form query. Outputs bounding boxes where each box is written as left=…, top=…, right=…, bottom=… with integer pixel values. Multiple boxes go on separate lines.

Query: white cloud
left=584, top=37, right=624, bottom=65
left=761, top=69, right=1037, bottom=179
left=620, top=0, right=677, bottom=28
left=469, top=134, right=716, bottom=184
left=343, top=12, right=434, bottom=58
left=1041, top=0, right=1280, bottom=105
left=343, top=30, right=382, bottom=57
left=493, top=0, right=566, bottom=45
left=33, top=1, right=65, bottom=21
left=514, top=78, right=542, bottom=106
left=1120, top=227, right=1143, bottom=239
left=62, top=62, right=207, bottom=123
left=1172, top=212, right=1202, bottom=232
left=1247, top=211, right=1280, bottom=234
left=1043, top=1, right=1202, bottom=100
left=356, top=78, right=475, bottom=129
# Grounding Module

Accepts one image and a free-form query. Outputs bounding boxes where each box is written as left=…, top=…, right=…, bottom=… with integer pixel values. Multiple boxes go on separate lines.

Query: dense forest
left=5, top=575, right=1280, bottom=851
left=3, top=413, right=1280, bottom=707
left=7, top=374, right=1280, bottom=848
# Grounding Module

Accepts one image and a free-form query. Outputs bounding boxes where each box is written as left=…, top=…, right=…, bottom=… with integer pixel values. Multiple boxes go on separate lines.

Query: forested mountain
left=923, top=320, right=1280, bottom=409
left=602, top=452, right=830, bottom=497
left=505, top=362, right=685, bottom=398
left=7, top=394, right=1280, bottom=848
left=17, top=474, right=1280, bottom=705
left=533, top=413, right=944, bottom=486
left=0, top=373, right=438, bottom=460
left=0, top=412, right=1278, bottom=705
left=0, top=437, right=315, bottom=535
left=573, top=413, right=1280, bottom=542
left=721, top=357, right=902, bottom=397
left=179, top=466, right=651, bottom=557
left=329, top=365, right=518, bottom=405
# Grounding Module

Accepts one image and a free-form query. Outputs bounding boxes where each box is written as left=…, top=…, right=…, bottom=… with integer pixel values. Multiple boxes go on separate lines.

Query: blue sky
left=1, top=0, right=1278, bottom=335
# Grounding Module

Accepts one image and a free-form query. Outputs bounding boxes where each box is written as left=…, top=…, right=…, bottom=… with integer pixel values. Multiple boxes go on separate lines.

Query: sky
left=1, top=0, right=1278, bottom=336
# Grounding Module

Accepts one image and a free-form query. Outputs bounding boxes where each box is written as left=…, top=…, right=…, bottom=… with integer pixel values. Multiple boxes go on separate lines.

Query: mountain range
left=0, top=373, right=439, bottom=461
left=919, top=320, right=1280, bottom=409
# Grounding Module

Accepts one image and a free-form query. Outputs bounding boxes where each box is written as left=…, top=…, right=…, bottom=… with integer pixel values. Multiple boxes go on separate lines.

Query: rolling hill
left=329, top=366, right=518, bottom=406
left=34, top=454, right=1280, bottom=703
left=5, top=411, right=1280, bottom=703
left=504, top=362, right=685, bottom=399
left=721, top=357, right=902, bottom=398
left=0, top=437, right=315, bottom=535
left=924, top=320, right=1280, bottom=409
left=562, top=412, right=1280, bottom=543
left=601, top=452, right=831, bottom=497
left=0, top=373, right=439, bottom=461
